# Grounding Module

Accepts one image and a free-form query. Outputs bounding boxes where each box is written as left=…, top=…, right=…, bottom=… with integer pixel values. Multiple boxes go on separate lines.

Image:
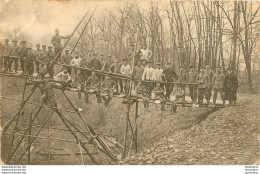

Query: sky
left=0, top=0, right=166, bottom=45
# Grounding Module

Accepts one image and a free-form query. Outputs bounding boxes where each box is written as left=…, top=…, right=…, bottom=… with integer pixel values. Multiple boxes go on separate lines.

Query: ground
left=122, top=95, right=260, bottom=165
left=1, top=74, right=259, bottom=165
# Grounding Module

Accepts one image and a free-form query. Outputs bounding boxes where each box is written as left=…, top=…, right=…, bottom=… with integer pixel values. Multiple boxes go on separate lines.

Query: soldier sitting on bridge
left=135, top=81, right=150, bottom=112
left=168, top=86, right=185, bottom=114
left=55, top=66, right=72, bottom=90
left=101, top=75, right=116, bottom=106
left=74, top=69, right=87, bottom=103
left=85, top=70, right=102, bottom=103
left=154, top=82, right=166, bottom=111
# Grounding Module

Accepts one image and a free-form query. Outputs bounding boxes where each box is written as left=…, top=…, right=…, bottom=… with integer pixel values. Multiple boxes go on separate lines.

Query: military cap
left=42, top=45, right=46, bottom=47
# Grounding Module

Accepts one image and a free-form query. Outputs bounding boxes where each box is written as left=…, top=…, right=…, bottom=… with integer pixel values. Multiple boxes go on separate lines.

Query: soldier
left=89, top=53, right=101, bottom=70
left=70, top=53, right=82, bottom=67
left=154, top=82, right=166, bottom=111
left=74, top=69, right=87, bottom=102
left=169, top=86, right=185, bottom=114
left=8, top=39, right=20, bottom=73
left=51, top=29, right=71, bottom=62
left=205, top=64, right=214, bottom=103
left=186, top=65, right=198, bottom=103
left=55, top=66, right=72, bottom=90
left=223, top=68, right=238, bottom=105
left=24, top=48, right=35, bottom=77
left=142, top=61, right=154, bottom=97
left=41, top=76, right=57, bottom=126
left=101, top=75, right=116, bottom=106
left=152, top=62, right=163, bottom=83
left=61, top=49, right=72, bottom=65
left=85, top=70, right=102, bottom=103
left=110, top=58, right=123, bottom=93
left=135, top=81, right=150, bottom=111
left=139, top=44, right=152, bottom=62
left=162, top=62, right=178, bottom=100
left=212, top=67, right=225, bottom=105
left=120, top=58, right=132, bottom=93
left=46, top=46, right=55, bottom=78
left=38, top=45, right=48, bottom=76
left=3, top=39, right=11, bottom=72
left=177, top=67, right=187, bottom=101
left=34, top=44, right=41, bottom=74
left=18, top=41, right=28, bottom=74
left=133, top=60, right=145, bottom=88
left=101, top=55, right=112, bottom=72
left=196, top=67, right=210, bottom=104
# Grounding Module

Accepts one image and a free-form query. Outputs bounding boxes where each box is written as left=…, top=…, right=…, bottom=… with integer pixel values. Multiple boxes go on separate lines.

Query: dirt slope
left=122, top=94, right=260, bottom=165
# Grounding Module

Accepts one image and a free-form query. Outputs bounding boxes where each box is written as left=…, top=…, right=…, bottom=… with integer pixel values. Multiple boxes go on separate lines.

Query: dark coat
left=223, top=74, right=238, bottom=101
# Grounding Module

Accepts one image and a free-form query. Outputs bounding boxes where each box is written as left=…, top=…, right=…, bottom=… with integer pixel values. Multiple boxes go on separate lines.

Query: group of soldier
left=0, top=29, right=239, bottom=112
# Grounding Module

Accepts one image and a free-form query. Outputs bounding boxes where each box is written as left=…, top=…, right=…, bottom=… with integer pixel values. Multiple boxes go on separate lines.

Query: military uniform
left=196, top=73, right=210, bottom=104
left=9, top=44, right=20, bottom=72
left=101, top=77, right=116, bottom=105
left=212, top=73, right=225, bottom=104
left=46, top=50, right=55, bottom=78
left=34, top=48, right=42, bottom=74
left=19, top=46, right=28, bottom=73
left=3, top=43, right=11, bottom=71
left=25, top=50, right=35, bottom=76
left=162, top=66, right=178, bottom=99
left=85, top=74, right=102, bottom=103
left=170, top=89, right=185, bottom=113
left=154, top=85, right=166, bottom=111
left=110, top=61, right=123, bottom=92
left=136, top=83, right=150, bottom=110
left=187, top=71, right=198, bottom=102
left=223, top=73, right=238, bottom=105
left=205, top=69, right=214, bottom=102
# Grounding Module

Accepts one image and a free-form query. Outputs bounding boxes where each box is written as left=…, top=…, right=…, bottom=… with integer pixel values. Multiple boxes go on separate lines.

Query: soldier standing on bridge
left=9, top=40, right=20, bottom=73
left=18, top=41, right=28, bottom=74
left=187, top=65, right=198, bottom=103
left=223, top=68, right=238, bottom=106
left=34, top=44, right=41, bottom=74
left=197, top=67, right=210, bottom=104
left=205, top=64, right=214, bottom=103
left=3, top=39, right=11, bottom=72
left=212, top=67, right=225, bottom=105
left=46, top=46, right=55, bottom=78
left=38, top=45, right=48, bottom=77
left=24, top=48, right=35, bottom=77
left=162, top=62, right=178, bottom=100
left=51, top=29, right=71, bottom=63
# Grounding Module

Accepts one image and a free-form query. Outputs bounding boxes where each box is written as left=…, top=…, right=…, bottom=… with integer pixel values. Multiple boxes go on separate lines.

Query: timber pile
left=122, top=94, right=260, bottom=165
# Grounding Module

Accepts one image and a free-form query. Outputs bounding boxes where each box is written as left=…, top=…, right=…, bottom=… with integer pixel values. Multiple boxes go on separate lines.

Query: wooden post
left=134, top=100, right=138, bottom=153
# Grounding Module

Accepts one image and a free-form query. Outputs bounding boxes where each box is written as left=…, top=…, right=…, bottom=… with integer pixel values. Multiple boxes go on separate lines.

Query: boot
left=161, top=104, right=166, bottom=111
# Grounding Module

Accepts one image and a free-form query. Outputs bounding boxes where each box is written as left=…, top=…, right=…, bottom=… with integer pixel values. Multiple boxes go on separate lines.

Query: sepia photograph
left=0, top=0, right=260, bottom=169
